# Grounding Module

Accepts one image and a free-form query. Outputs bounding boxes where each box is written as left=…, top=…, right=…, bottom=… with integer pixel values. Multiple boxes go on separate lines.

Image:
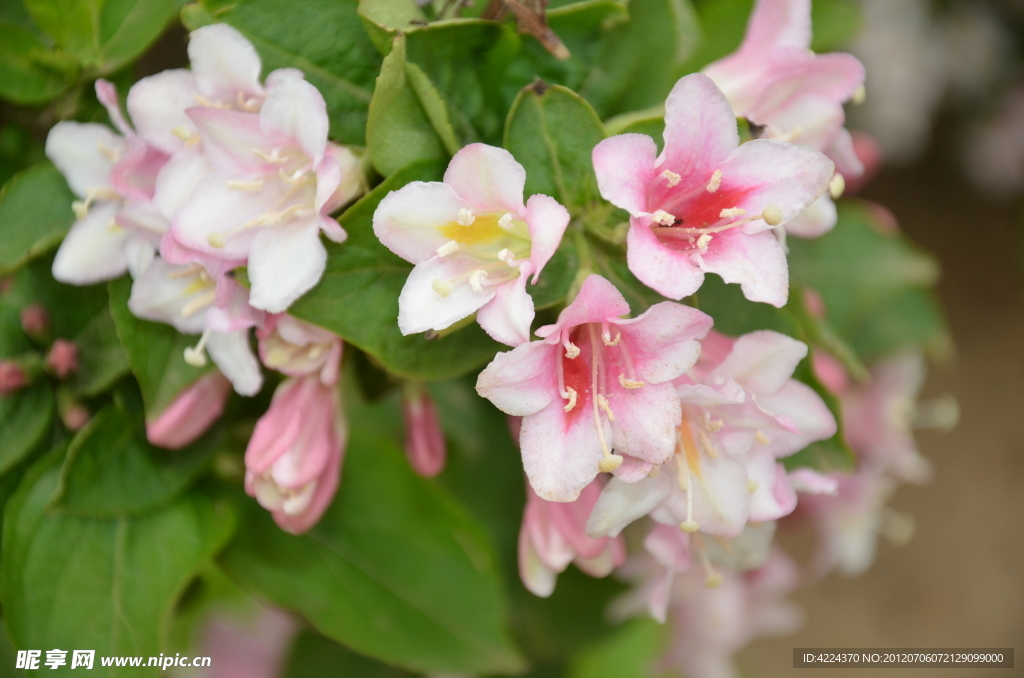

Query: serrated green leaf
left=108, top=276, right=216, bottom=420
left=504, top=83, right=606, bottom=211
left=0, top=383, right=54, bottom=478
left=219, top=423, right=525, bottom=675
left=51, top=404, right=221, bottom=518
left=289, top=162, right=504, bottom=381
left=0, top=23, right=74, bottom=104
left=2, top=449, right=236, bottom=674
left=0, top=164, right=75, bottom=276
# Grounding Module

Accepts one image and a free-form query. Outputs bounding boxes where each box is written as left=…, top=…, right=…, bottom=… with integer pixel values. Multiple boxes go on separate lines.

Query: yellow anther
left=431, top=278, right=453, bottom=297
left=829, top=173, right=846, bottom=200
left=563, top=387, right=578, bottom=412
left=226, top=179, right=265, bottom=192
left=719, top=207, right=746, bottom=218
left=598, top=454, right=624, bottom=473
left=436, top=240, right=459, bottom=257
left=597, top=394, right=615, bottom=421
left=754, top=430, right=772, bottom=445
left=618, top=374, right=645, bottom=389
left=652, top=210, right=676, bottom=226
left=706, top=169, right=722, bottom=192
left=661, top=169, right=681, bottom=186
left=762, top=205, right=784, bottom=226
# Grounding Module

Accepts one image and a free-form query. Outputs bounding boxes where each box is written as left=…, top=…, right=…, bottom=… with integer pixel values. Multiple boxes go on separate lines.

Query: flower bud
left=147, top=372, right=232, bottom=449
left=0, top=361, right=28, bottom=396
left=20, top=304, right=50, bottom=340
left=46, top=339, right=78, bottom=378
left=401, top=384, right=447, bottom=477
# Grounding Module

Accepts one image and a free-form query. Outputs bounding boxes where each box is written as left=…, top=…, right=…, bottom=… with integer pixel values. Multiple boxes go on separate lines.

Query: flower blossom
left=476, top=274, right=712, bottom=502
left=373, top=143, right=570, bottom=346
left=245, top=316, right=345, bottom=533
left=593, top=74, right=834, bottom=306
left=401, top=383, right=447, bottom=477
left=519, top=479, right=626, bottom=597
left=586, top=330, right=836, bottom=542
left=146, top=372, right=232, bottom=449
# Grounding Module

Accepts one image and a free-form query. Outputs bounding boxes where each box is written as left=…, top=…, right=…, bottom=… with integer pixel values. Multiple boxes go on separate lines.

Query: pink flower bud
left=147, top=372, right=232, bottom=449
left=843, top=131, right=884, bottom=195
left=518, top=479, right=626, bottom=597
left=0, top=361, right=28, bottom=396
left=257, top=314, right=342, bottom=386
left=46, top=339, right=78, bottom=378
left=401, top=384, right=447, bottom=477
left=244, top=373, right=346, bottom=534
left=199, top=605, right=297, bottom=678
left=20, top=304, right=50, bottom=338
left=812, top=350, right=849, bottom=396
left=62, top=403, right=90, bottom=431
left=802, top=287, right=827, bottom=319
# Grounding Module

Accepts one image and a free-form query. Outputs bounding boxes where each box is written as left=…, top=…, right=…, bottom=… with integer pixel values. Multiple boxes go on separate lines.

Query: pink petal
left=519, top=398, right=608, bottom=503
left=127, top=69, right=199, bottom=154
left=539, top=274, right=630, bottom=333
left=95, top=79, right=133, bottom=137
left=261, top=70, right=328, bottom=166
left=739, top=0, right=811, bottom=56
left=711, top=330, right=807, bottom=396
left=785, top=194, right=836, bottom=238
left=659, top=74, right=739, bottom=192
left=644, top=522, right=691, bottom=571
left=476, top=264, right=536, bottom=347
left=146, top=372, right=231, bottom=449
left=475, top=341, right=556, bottom=416
left=698, top=227, right=790, bottom=307
left=756, top=379, right=837, bottom=457
left=592, top=133, right=658, bottom=216
left=625, top=217, right=705, bottom=300
left=586, top=472, right=674, bottom=538
left=45, top=122, right=126, bottom=198
left=614, top=301, right=712, bottom=383
left=443, top=143, right=526, bottom=215
left=607, top=381, right=680, bottom=465
left=524, top=194, right=570, bottom=280
left=188, top=106, right=288, bottom=174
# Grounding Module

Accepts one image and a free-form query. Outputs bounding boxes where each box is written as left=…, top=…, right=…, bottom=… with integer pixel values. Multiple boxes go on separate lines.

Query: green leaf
left=678, top=0, right=751, bottom=72
left=184, top=0, right=380, bottom=145
left=811, top=0, right=862, bottom=52
left=2, top=450, right=236, bottom=672
left=504, top=83, right=606, bottom=211
left=289, top=162, right=504, bottom=381
left=0, top=383, right=55, bottom=478
left=97, top=0, right=188, bottom=72
left=366, top=34, right=451, bottom=177
left=787, top=200, right=951, bottom=361
left=0, top=164, right=75, bottom=276
left=529, top=244, right=578, bottom=310
left=566, top=618, right=668, bottom=678
left=51, top=404, right=221, bottom=518
left=21, top=0, right=102, bottom=64
left=219, top=424, right=525, bottom=675
left=694, top=274, right=800, bottom=337
left=0, top=23, right=74, bottom=104
left=285, top=629, right=417, bottom=678
left=69, top=305, right=130, bottom=397
left=108, top=276, right=215, bottom=420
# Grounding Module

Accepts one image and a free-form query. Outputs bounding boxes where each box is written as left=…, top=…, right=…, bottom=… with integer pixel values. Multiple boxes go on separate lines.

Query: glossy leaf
left=810, top=0, right=862, bottom=53
left=182, top=0, right=380, bottom=145
left=2, top=450, right=236, bottom=673
left=51, top=404, right=221, bottom=518
left=566, top=618, right=668, bottom=678
left=504, top=83, right=606, bottom=211
left=219, top=423, right=525, bottom=675
left=69, top=305, right=131, bottom=397
left=108, top=276, right=216, bottom=420
left=0, top=23, right=74, bottom=104
left=288, top=162, right=504, bottom=381
left=0, top=383, right=54, bottom=478
left=285, top=629, right=417, bottom=678
left=0, top=164, right=75, bottom=276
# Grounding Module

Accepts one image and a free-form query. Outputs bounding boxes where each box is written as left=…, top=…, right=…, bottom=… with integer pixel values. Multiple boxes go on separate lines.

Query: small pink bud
left=0, top=361, right=28, bottom=396
left=812, top=350, right=849, bottom=396
left=46, top=339, right=78, bottom=378
left=402, top=385, right=447, bottom=477
left=843, top=131, right=884, bottom=195
left=865, top=201, right=900, bottom=233
left=62, top=404, right=90, bottom=431
left=147, top=372, right=232, bottom=449
left=802, top=287, right=827, bottom=319
left=20, top=304, right=50, bottom=338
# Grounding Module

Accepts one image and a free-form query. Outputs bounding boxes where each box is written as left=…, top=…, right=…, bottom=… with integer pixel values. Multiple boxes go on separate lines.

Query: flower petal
left=592, top=133, right=658, bottom=216
left=397, top=254, right=494, bottom=335
left=45, top=122, right=125, bottom=198
left=126, top=69, right=199, bottom=154
left=698, top=228, right=790, bottom=307
left=609, top=381, right=680, bottom=465
left=476, top=342, right=556, bottom=416
left=261, top=69, right=328, bottom=166
left=785, top=193, right=836, bottom=238
left=543, top=274, right=630, bottom=333
left=660, top=74, right=739, bottom=188
left=52, top=202, right=130, bottom=285
left=614, top=301, right=713, bottom=383
left=756, top=379, right=837, bottom=457
left=128, top=257, right=209, bottom=334
left=711, top=330, right=808, bottom=396
left=247, top=221, right=326, bottom=313
left=520, top=399, right=609, bottom=503
left=443, top=143, right=526, bottom=215
left=373, top=181, right=470, bottom=264
left=188, top=23, right=264, bottom=102
left=586, top=472, right=674, bottom=538
left=476, top=264, right=535, bottom=347
left=524, top=194, right=570, bottom=279
left=625, top=217, right=705, bottom=300
left=207, top=329, right=263, bottom=396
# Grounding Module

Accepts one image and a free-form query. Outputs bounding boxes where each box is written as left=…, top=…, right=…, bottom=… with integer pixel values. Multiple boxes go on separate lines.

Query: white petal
left=476, top=266, right=535, bottom=347
left=207, top=329, right=263, bottom=396
left=126, top=69, right=200, bottom=154
left=52, top=202, right=129, bottom=284
left=188, top=24, right=264, bottom=102
left=585, top=473, right=673, bottom=538
left=247, top=221, right=326, bottom=313
left=261, top=69, right=328, bottom=166
left=45, top=122, right=126, bottom=198
left=397, top=255, right=494, bottom=335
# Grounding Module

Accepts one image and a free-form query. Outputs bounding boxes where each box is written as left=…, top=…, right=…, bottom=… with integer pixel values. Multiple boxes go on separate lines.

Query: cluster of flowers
left=33, top=0, right=937, bottom=673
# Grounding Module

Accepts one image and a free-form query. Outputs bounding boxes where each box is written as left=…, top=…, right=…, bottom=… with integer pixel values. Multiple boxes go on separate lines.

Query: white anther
left=762, top=204, right=784, bottom=226
left=180, top=291, right=216, bottom=317
left=705, top=419, right=724, bottom=432
left=829, top=173, right=846, bottom=200
left=618, top=374, right=645, bottom=389
left=680, top=520, right=700, bottom=533
left=652, top=210, right=676, bottom=226
left=852, top=84, right=866, bottom=106
left=603, top=333, right=621, bottom=346
left=279, top=167, right=310, bottom=185
left=563, top=386, right=578, bottom=411
left=226, top=179, right=265, bottom=192
left=431, top=278, right=453, bottom=297
left=208, top=233, right=226, bottom=248
left=661, top=169, right=681, bottom=186
left=469, top=269, right=488, bottom=292
left=497, top=248, right=515, bottom=265
left=183, top=347, right=207, bottom=367
left=457, top=208, right=475, bottom=226
left=706, top=169, right=722, bottom=192
left=564, top=342, right=580, bottom=359
left=748, top=479, right=759, bottom=494
left=696, top=234, right=712, bottom=250
left=193, top=94, right=230, bottom=110
left=107, top=220, right=122, bottom=233
left=498, top=212, right=513, bottom=229
left=754, top=430, right=772, bottom=445
left=436, top=240, right=460, bottom=257
left=719, top=207, right=746, bottom=218
left=253, top=148, right=288, bottom=164
left=598, top=454, right=624, bottom=473
left=96, top=142, right=119, bottom=162
left=171, top=126, right=196, bottom=142
left=72, top=201, right=89, bottom=219
left=597, top=394, right=615, bottom=421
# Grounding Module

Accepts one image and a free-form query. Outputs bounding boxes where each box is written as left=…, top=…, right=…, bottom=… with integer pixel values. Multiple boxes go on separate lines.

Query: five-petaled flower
left=592, top=73, right=835, bottom=306
left=373, top=143, right=571, bottom=347
left=476, top=274, right=713, bottom=502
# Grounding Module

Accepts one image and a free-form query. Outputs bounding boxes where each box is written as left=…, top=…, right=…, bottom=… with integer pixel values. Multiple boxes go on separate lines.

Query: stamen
left=431, top=278, right=453, bottom=297
left=97, top=142, right=120, bottom=162
left=564, top=341, right=580, bottom=359
left=171, top=126, right=199, bottom=145
left=696, top=233, right=712, bottom=250
left=706, top=169, right=722, bottom=192
left=469, top=269, right=488, bottom=292
left=697, top=428, right=719, bottom=459
left=648, top=465, right=661, bottom=478
left=226, top=179, right=265, bottom=191
left=498, top=213, right=513, bottom=229
left=252, top=148, right=288, bottom=164
left=71, top=187, right=120, bottom=219
left=693, top=534, right=723, bottom=588
left=618, top=374, right=645, bottom=389
left=601, top=324, right=621, bottom=346
left=597, top=394, right=615, bottom=421
left=829, top=173, right=846, bottom=200
left=457, top=208, right=475, bottom=226
left=437, top=240, right=460, bottom=257
left=107, top=220, right=122, bottom=233
left=705, top=418, right=724, bottom=432
left=677, top=456, right=699, bottom=533
left=747, top=479, right=759, bottom=494
left=236, top=91, right=261, bottom=112
left=180, top=290, right=216, bottom=317
left=194, top=94, right=230, bottom=110
left=167, top=264, right=204, bottom=280
left=589, top=324, right=623, bottom=473
left=651, top=210, right=676, bottom=226
left=563, top=387, right=578, bottom=412
left=307, top=344, right=325, bottom=360
left=496, top=248, right=515, bottom=265
left=183, top=329, right=212, bottom=367
left=754, top=430, right=771, bottom=445
left=852, top=84, right=867, bottom=105
left=762, top=204, right=784, bottom=226
left=661, top=169, right=681, bottom=186
left=278, top=167, right=311, bottom=186
left=719, top=207, right=745, bottom=218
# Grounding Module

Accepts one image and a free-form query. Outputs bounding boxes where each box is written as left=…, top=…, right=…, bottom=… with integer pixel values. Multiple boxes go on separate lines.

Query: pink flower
left=373, top=143, right=571, bottom=346
left=592, top=74, right=834, bottom=306
left=0, top=362, right=27, bottom=396
left=45, top=339, right=78, bottom=378
left=196, top=605, right=297, bottom=678
left=518, top=479, right=626, bottom=597
left=256, top=314, right=342, bottom=386
left=476, top=275, right=712, bottom=502
left=146, top=372, right=232, bottom=449
left=702, top=0, right=866, bottom=179
left=587, top=331, right=836, bottom=540
left=245, top=334, right=345, bottom=534
left=401, top=384, right=447, bottom=477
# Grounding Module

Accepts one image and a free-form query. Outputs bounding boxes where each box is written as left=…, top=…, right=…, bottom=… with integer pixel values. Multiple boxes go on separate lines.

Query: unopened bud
left=0, top=361, right=27, bottom=396
left=46, top=339, right=78, bottom=378
left=20, top=304, right=50, bottom=339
